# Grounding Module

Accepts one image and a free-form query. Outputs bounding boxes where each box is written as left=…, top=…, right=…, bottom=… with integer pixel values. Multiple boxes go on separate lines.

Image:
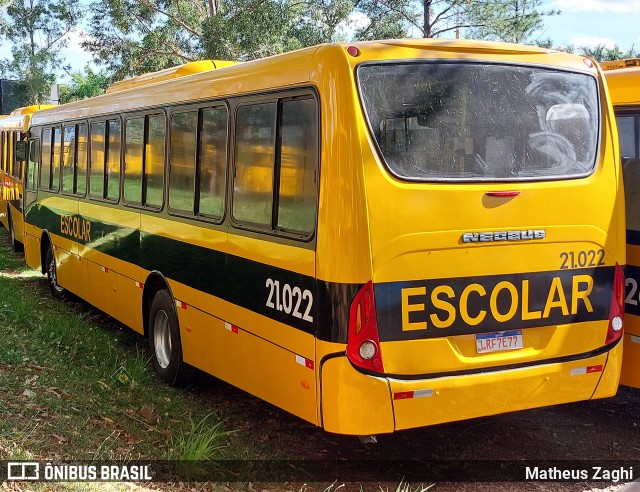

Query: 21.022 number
left=265, top=278, right=314, bottom=322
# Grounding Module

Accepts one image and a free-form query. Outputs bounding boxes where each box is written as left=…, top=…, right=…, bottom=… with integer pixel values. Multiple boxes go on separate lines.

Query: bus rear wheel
left=148, top=289, right=194, bottom=386
left=46, top=246, right=70, bottom=300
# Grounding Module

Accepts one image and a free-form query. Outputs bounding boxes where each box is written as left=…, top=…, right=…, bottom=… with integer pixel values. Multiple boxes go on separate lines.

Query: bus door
left=23, top=138, right=41, bottom=267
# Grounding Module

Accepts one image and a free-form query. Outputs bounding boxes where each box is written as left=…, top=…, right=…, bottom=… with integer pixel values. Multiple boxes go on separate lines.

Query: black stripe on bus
left=26, top=204, right=615, bottom=345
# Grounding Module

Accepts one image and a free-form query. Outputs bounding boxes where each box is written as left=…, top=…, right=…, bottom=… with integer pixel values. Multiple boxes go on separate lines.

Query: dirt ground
left=196, top=373, right=640, bottom=491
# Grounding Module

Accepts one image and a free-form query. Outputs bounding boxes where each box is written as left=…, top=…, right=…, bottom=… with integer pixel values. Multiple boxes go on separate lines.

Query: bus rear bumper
left=391, top=344, right=620, bottom=431
left=320, top=343, right=621, bottom=435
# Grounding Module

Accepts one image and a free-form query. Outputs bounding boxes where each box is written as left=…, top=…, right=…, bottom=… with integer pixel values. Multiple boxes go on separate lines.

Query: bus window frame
left=355, top=59, right=603, bottom=184
left=122, top=110, right=166, bottom=212
left=193, top=103, right=229, bottom=224
left=613, top=106, right=640, bottom=161
left=229, top=90, right=320, bottom=242
left=167, top=107, right=199, bottom=218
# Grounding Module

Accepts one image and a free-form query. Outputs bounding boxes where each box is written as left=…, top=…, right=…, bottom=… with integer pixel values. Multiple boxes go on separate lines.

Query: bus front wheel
left=46, top=246, right=69, bottom=300
left=148, top=290, right=194, bottom=386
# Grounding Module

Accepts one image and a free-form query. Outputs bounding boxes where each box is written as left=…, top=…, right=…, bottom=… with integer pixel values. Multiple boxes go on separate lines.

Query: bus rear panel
left=317, top=42, right=624, bottom=434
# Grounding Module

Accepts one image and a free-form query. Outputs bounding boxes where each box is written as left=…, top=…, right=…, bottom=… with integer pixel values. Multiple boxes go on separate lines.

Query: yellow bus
left=19, top=40, right=625, bottom=436
left=0, top=105, right=54, bottom=251
left=602, top=58, right=640, bottom=388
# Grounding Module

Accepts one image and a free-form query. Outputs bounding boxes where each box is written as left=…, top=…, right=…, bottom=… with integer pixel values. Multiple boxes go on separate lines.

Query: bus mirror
left=15, top=141, right=27, bottom=162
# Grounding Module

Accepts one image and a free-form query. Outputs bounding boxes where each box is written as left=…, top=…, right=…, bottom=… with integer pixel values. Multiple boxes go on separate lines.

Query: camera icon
left=7, top=462, right=40, bottom=480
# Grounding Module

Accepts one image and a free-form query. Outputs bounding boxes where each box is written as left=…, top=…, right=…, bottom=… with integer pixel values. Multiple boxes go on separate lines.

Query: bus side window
left=124, top=117, right=144, bottom=205
left=76, top=124, right=88, bottom=196
left=90, top=122, right=106, bottom=199
left=233, top=102, right=276, bottom=227
left=277, top=98, right=318, bottom=235
left=145, top=115, right=165, bottom=208
left=27, top=140, right=40, bottom=192
left=40, top=128, right=52, bottom=191
left=198, top=107, right=227, bottom=220
left=106, top=119, right=121, bottom=201
left=62, top=125, right=76, bottom=193
left=169, top=111, right=197, bottom=214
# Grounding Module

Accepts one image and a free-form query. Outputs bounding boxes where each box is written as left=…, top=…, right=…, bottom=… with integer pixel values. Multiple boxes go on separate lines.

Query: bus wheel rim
left=48, top=254, right=63, bottom=293
left=153, top=310, right=172, bottom=370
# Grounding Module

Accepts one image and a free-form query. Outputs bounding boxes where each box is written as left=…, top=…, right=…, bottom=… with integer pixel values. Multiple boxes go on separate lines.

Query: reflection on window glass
left=52, top=127, right=61, bottom=191
left=199, top=107, right=227, bottom=219
left=169, top=111, right=197, bottom=213
left=107, top=119, right=121, bottom=200
left=62, top=126, right=75, bottom=193
left=41, top=128, right=52, bottom=190
left=233, top=103, right=276, bottom=226
left=358, top=63, right=599, bottom=180
left=277, top=99, right=317, bottom=234
left=27, top=140, right=39, bottom=191
left=616, top=115, right=638, bottom=160
left=125, top=117, right=144, bottom=204
left=90, top=122, right=105, bottom=197
left=76, top=124, right=87, bottom=195
left=146, top=115, right=165, bottom=208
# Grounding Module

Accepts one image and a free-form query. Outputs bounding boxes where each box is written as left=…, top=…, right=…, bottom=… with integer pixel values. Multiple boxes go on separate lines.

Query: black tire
left=45, top=245, right=70, bottom=300
left=148, top=289, right=194, bottom=386
left=7, top=210, right=23, bottom=253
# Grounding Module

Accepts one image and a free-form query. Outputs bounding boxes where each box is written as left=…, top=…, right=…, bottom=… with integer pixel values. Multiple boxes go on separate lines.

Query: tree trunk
left=423, top=0, right=431, bottom=37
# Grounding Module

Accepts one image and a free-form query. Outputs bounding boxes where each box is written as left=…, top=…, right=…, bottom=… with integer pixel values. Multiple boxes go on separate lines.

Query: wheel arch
left=142, top=271, right=176, bottom=339
left=39, top=230, right=52, bottom=275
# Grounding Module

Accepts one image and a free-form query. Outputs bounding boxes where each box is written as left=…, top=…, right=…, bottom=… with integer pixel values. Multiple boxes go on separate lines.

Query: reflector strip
left=570, top=365, right=603, bottom=376
left=394, top=391, right=414, bottom=400
left=175, top=300, right=187, bottom=310
left=295, top=355, right=314, bottom=370
left=135, top=281, right=143, bottom=289
left=394, top=389, right=434, bottom=400
left=631, top=335, right=640, bottom=344
left=224, top=322, right=239, bottom=334
left=414, top=389, right=434, bottom=398
left=101, top=266, right=109, bottom=273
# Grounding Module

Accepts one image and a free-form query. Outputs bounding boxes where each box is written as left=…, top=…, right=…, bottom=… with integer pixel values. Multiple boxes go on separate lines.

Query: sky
left=2, top=0, right=640, bottom=81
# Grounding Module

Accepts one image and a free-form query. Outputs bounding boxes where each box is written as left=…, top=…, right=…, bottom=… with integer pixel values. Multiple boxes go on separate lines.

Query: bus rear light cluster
left=606, top=263, right=625, bottom=345
left=347, top=281, right=384, bottom=372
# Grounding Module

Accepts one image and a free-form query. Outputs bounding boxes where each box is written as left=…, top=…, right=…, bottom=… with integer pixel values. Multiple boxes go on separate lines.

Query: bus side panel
left=176, top=298, right=319, bottom=426
left=23, top=222, right=41, bottom=270
left=9, top=202, right=24, bottom=245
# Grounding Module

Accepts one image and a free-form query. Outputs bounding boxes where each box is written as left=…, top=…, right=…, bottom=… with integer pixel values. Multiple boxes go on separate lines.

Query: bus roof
left=602, top=60, right=640, bottom=106
left=105, top=60, right=240, bottom=94
left=29, top=39, right=596, bottom=127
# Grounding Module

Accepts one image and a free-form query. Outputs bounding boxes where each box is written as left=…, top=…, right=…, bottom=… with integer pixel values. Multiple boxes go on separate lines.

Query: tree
left=466, top=0, right=559, bottom=44
left=576, top=44, right=640, bottom=63
left=0, top=0, right=81, bottom=104
left=59, top=66, right=111, bottom=103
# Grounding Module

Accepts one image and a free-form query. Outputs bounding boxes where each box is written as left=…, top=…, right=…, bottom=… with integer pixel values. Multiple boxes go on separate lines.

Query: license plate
left=475, top=330, right=523, bottom=354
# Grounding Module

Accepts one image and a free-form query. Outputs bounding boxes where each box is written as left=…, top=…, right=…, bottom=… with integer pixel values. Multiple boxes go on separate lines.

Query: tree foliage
left=466, top=0, right=559, bottom=44
left=59, top=66, right=111, bottom=103
left=0, top=0, right=80, bottom=104
left=83, top=0, right=368, bottom=79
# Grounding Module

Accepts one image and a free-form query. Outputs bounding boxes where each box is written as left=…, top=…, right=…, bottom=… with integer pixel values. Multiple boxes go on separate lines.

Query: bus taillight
left=347, top=281, right=384, bottom=373
left=606, top=263, right=625, bottom=345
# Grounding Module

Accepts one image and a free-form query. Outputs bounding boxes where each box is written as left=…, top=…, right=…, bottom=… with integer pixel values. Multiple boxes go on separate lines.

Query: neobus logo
left=462, top=230, right=546, bottom=243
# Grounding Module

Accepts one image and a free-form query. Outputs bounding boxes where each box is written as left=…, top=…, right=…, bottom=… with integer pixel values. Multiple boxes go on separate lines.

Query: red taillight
left=347, top=281, right=384, bottom=372
left=606, top=263, right=625, bottom=344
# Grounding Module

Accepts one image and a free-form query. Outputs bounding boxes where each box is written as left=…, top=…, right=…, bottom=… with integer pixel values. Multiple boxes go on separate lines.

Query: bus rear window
left=358, top=62, right=599, bottom=181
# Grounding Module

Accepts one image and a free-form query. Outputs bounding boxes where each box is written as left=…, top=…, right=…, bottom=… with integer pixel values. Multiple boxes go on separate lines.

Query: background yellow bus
left=21, top=40, right=624, bottom=436
left=602, top=58, right=640, bottom=388
left=0, top=105, right=54, bottom=251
